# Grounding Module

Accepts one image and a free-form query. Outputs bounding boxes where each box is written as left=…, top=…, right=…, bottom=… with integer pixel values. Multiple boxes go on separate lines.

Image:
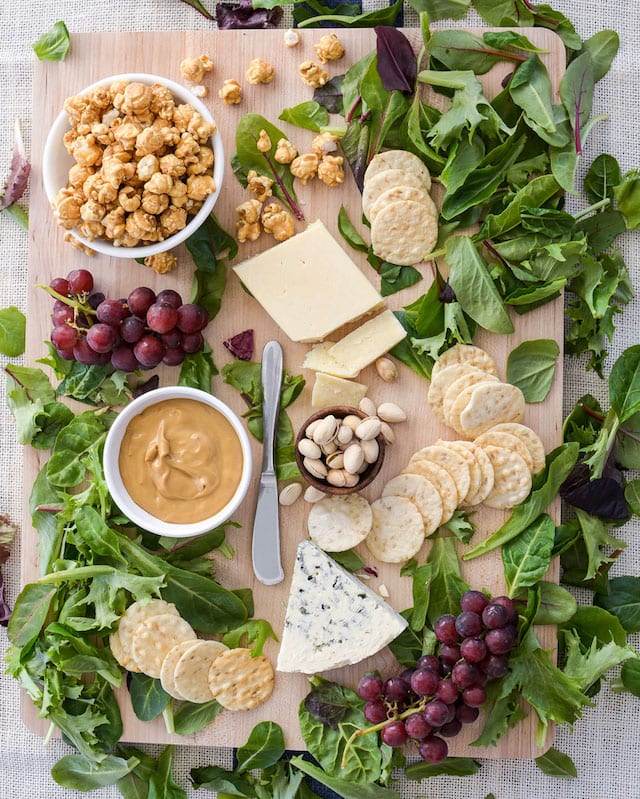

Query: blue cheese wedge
left=276, top=540, right=408, bottom=673
left=232, top=220, right=383, bottom=343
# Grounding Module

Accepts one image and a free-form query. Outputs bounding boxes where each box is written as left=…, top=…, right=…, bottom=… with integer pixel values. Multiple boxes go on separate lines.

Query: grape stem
left=340, top=699, right=427, bottom=769
left=36, top=283, right=97, bottom=316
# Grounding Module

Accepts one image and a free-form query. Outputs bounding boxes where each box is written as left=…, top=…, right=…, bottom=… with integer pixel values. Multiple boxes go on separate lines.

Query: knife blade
left=252, top=340, right=284, bottom=586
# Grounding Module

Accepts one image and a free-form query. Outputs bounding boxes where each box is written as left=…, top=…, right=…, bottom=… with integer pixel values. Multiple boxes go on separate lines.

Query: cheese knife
left=252, top=340, right=285, bottom=585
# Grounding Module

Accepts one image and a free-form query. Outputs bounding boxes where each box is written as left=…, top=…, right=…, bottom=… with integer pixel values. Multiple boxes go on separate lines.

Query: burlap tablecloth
left=1, top=1, right=639, bottom=796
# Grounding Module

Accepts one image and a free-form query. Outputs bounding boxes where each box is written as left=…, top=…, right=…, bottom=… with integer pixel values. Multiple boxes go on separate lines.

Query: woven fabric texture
left=0, top=1, right=639, bottom=797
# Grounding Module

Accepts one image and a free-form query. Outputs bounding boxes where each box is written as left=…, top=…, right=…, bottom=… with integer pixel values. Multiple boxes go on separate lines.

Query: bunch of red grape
left=356, top=591, right=518, bottom=764
left=47, top=268, right=209, bottom=372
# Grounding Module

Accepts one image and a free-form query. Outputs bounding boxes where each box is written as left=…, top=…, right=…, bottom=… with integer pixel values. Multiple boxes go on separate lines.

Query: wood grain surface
left=24, top=28, right=565, bottom=757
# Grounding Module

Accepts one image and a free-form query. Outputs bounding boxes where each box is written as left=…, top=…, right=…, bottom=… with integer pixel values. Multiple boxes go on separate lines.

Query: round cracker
left=117, top=599, right=179, bottom=658
left=408, top=445, right=471, bottom=509
left=368, top=185, right=435, bottom=224
left=457, top=382, right=526, bottom=439
left=364, top=150, right=432, bottom=191
left=307, top=493, right=372, bottom=552
left=442, top=370, right=500, bottom=427
left=435, top=439, right=482, bottom=506
left=482, top=445, right=532, bottom=510
left=428, top=364, right=494, bottom=420
left=401, top=459, right=458, bottom=524
left=366, top=496, right=425, bottom=563
left=447, top=440, right=495, bottom=506
left=362, top=168, right=425, bottom=218
left=382, top=474, right=443, bottom=536
left=174, top=640, right=229, bottom=703
left=160, top=640, right=198, bottom=699
left=474, top=430, right=534, bottom=473
left=446, top=380, right=497, bottom=435
left=109, top=629, right=141, bottom=673
left=208, top=648, right=274, bottom=711
left=370, top=199, right=438, bottom=266
left=489, top=423, right=546, bottom=474
left=131, top=613, right=197, bottom=678
left=431, top=344, right=499, bottom=382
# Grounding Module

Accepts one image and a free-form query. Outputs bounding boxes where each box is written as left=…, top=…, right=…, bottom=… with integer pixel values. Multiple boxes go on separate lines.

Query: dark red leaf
left=215, top=2, right=283, bottom=29
left=224, top=329, right=254, bottom=361
left=1, top=120, right=31, bottom=210
left=375, top=26, right=417, bottom=94
left=132, top=374, right=160, bottom=398
left=0, top=545, right=12, bottom=626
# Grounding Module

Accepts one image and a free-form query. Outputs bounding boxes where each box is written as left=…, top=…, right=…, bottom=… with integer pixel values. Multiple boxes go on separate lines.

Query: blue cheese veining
left=276, top=540, right=408, bottom=673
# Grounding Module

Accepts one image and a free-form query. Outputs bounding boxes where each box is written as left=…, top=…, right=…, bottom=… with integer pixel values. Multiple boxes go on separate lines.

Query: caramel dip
left=119, top=398, right=243, bottom=524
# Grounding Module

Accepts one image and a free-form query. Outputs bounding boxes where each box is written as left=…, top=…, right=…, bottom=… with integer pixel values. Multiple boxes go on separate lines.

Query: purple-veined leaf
left=375, top=26, right=416, bottom=93
left=1, top=119, right=30, bottom=210
left=215, top=1, right=283, bottom=29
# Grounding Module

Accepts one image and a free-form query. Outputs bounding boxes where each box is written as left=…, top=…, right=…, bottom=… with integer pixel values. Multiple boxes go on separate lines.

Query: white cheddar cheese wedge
left=311, top=372, right=368, bottom=409
left=276, top=540, right=408, bottom=674
left=232, top=220, right=383, bottom=343
left=303, top=342, right=359, bottom=379
left=326, top=310, right=406, bottom=375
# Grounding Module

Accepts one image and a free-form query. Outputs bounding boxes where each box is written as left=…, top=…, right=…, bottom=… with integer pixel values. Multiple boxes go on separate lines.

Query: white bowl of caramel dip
left=104, top=386, right=252, bottom=537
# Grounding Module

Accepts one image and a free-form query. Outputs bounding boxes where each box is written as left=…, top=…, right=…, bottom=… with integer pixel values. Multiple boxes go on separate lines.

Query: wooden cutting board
left=24, top=28, right=565, bottom=758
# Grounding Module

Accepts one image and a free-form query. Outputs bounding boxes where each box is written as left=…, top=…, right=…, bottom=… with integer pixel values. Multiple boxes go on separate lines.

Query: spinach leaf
left=621, top=660, right=640, bottom=697
left=502, top=514, right=555, bottom=596
left=186, top=214, right=235, bottom=322
left=0, top=306, right=25, bottom=356
left=481, top=174, right=561, bottom=239
left=128, top=673, right=170, bottom=721
left=595, top=576, right=640, bottom=632
left=447, top=236, right=514, bottom=334
left=428, top=30, right=517, bottom=75
left=510, top=55, right=564, bottom=145
left=517, top=581, right=577, bottom=625
left=289, top=756, right=400, bottom=799
left=190, top=764, right=254, bottom=795
left=425, top=536, right=468, bottom=623
left=46, top=411, right=108, bottom=486
left=535, top=747, right=578, bottom=779
left=296, top=0, right=403, bottom=28
left=408, top=563, right=431, bottom=632
left=360, top=57, right=409, bottom=158
left=405, top=757, right=481, bottom=779
left=51, top=754, right=138, bottom=791
left=173, top=700, right=222, bottom=736
left=464, top=443, right=579, bottom=560
left=116, top=746, right=159, bottom=799
left=609, top=344, right=640, bottom=423
left=483, top=30, right=547, bottom=53
left=338, top=205, right=368, bottom=252
left=614, top=170, right=640, bottom=229
left=472, top=0, right=533, bottom=26
left=7, top=582, right=56, bottom=648
left=32, top=20, right=70, bottom=61
left=148, top=746, right=187, bottom=799
left=506, top=338, right=559, bottom=402
left=580, top=29, right=620, bottom=82
left=236, top=721, right=285, bottom=773
left=411, top=0, right=470, bottom=22
left=234, top=114, right=303, bottom=219
left=584, top=153, right=621, bottom=203
left=279, top=101, right=330, bottom=132
left=561, top=605, right=627, bottom=647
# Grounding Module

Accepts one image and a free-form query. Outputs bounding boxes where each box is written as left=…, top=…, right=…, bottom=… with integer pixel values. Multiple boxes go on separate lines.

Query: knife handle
left=260, top=340, right=283, bottom=474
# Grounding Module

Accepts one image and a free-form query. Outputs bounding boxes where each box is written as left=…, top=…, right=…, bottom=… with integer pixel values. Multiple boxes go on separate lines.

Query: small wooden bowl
left=295, top=405, right=386, bottom=495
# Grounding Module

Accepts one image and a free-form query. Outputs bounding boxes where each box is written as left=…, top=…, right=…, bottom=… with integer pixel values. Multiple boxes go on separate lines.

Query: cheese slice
left=232, top=220, right=383, bottom=343
left=276, top=540, right=408, bottom=674
left=303, top=342, right=359, bottom=379
left=326, top=310, right=406, bottom=376
left=311, top=372, right=368, bottom=409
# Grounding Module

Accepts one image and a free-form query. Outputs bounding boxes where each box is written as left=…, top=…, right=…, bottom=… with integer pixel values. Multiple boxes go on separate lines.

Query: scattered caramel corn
left=245, top=58, right=275, bottom=85
left=191, top=84, right=208, bottom=98
left=311, top=132, right=338, bottom=158
left=246, top=170, right=273, bottom=203
left=180, top=55, right=214, bottom=83
left=144, top=252, right=178, bottom=274
left=314, top=33, right=345, bottom=64
left=236, top=199, right=263, bottom=243
left=290, top=153, right=319, bottom=185
left=256, top=129, right=272, bottom=153
left=274, top=138, right=298, bottom=164
left=261, top=202, right=295, bottom=241
left=298, top=61, right=329, bottom=88
left=218, top=79, right=242, bottom=105
left=317, top=155, right=345, bottom=187
left=284, top=29, right=300, bottom=48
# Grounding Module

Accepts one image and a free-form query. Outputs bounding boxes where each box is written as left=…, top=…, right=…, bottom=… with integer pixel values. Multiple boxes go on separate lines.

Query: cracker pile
left=110, top=599, right=274, bottom=711
left=363, top=150, right=439, bottom=266
left=428, top=344, right=526, bottom=438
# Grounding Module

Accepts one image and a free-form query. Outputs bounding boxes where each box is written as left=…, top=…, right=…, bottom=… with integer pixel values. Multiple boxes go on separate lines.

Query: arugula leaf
left=32, top=20, right=70, bottom=61
left=535, top=748, right=578, bottom=779
left=279, top=101, right=329, bottom=132
left=506, top=338, right=559, bottom=402
left=471, top=681, right=527, bottom=747
left=0, top=306, right=25, bottom=356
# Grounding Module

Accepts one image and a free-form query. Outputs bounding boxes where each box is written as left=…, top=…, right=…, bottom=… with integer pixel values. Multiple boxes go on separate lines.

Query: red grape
left=417, top=736, right=448, bottom=763
left=121, top=316, right=146, bottom=344
left=50, top=277, right=70, bottom=296
left=162, top=330, right=182, bottom=349
left=492, top=596, right=518, bottom=624
left=176, top=303, right=208, bottom=334
left=111, top=345, right=139, bottom=372
left=416, top=655, right=441, bottom=674
left=455, top=611, right=483, bottom=638
left=410, top=669, right=439, bottom=698
left=87, top=291, right=106, bottom=310
left=357, top=674, right=384, bottom=702
left=127, top=286, right=156, bottom=317
left=162, top=347, right=186, bottom=367
left=383, top=677, right=410, bottom=703
left=452, top=661, right=482, bottom=689
left=56, top=346, right=75, bottom=361
left=480, top=654, right=510, bottom=679
left=156, top=289, right=182, bottom=309
left=51, top=325, right=77, bottom=350
left=97, top=299, right=128, bottom=326
left=404, top=713, right=432, bottom=741
left=462, top=684, right=487, bottom=708
left=439, top=643, right=461, bottom=664
left=380, top=720, right=407, bottom=748
left=434, top=614, right=459, bottom=644
left=482, top=603, right=509, bottom=629
left=460, top=590, right=489, bottom=615
left=460, top=637, right=487, bottom=664
left=86, top=323, right=118, bottom=354
left=134, top=335, right=165, bottom=369
left=147, top=302, right=178, bottom=334
left=67, top=269, right=94, bottom=295
left=485, top=627, right=517, bottom=655
left=181, top=331, right=204, bottom=354
left=439, top=718, right=462, bottom=737
left=73, top=338, right=109, bottom=365
left=435, top=679, right=459, bottom=705
left=363, top=700, right=387, bottom=724
left=456, top=703, right=480, bottom=724
left=423, top=699, right=449, bottom=728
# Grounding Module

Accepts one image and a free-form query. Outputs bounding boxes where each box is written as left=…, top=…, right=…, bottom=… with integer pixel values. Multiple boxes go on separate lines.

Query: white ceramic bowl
left=103, top=386, right=252, bottom=537
left=42, top=72, right=224, bottom=259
